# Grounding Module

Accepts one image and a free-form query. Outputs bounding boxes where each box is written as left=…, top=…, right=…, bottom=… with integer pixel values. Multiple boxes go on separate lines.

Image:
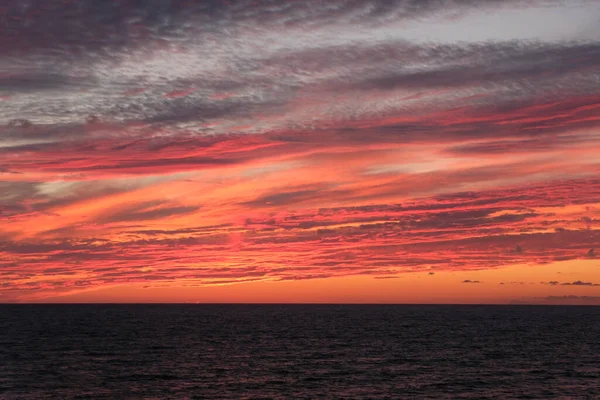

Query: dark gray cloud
left=0, top=73, right=84, bottom=93
left=348, top=42, right=600, bottom=92
left=0, top=0, right=562, bottom=55
left=561, top=280, right=600, bottom=286
left=541, top=280, right=600, bottom=286
left=2, top=0, right=599, bottom=138
left=98, top=202, right=200, bottom=224
left=242, top=189, right=326, bottom=207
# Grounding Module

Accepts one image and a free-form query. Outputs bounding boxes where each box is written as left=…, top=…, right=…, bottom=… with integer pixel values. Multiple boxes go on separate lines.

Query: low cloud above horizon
left=1, top=0, right=600, bottom=303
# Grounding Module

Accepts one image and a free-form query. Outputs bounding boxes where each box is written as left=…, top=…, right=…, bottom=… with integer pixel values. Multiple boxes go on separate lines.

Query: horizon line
left=2, top=302, right=599, bottom=306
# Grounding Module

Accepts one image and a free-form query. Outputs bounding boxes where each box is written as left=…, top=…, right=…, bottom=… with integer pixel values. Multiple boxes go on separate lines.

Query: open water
left=1, top=305, right=600, bottom=399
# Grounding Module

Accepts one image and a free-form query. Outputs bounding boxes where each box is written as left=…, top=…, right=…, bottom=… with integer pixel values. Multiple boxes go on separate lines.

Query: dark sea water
left=1, top=305, right=600, bottom=399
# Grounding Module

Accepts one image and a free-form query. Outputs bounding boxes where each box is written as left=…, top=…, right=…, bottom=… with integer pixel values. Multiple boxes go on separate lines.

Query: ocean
left=1, top=304, right=599, bottom=399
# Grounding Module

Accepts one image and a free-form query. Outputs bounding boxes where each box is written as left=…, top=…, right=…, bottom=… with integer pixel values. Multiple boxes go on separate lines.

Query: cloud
left=3, top=1, right=600, bottom=136
left=541, top=280, right=600, bottom=286
left=561, top=280, right=600, bottom=287
left=462, top=280, right=481, bottom=284
left=98, top=202, right=200, bottom=224
left=241, top=189, right=325, bottom=208
left=1, top=176, right=600, bottom=301
left=2, top=0, right=600, bottom=302
left=0, top=73, right=79, bottom=93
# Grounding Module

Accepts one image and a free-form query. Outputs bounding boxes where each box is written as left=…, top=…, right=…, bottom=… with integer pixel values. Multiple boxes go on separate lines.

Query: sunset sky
left=1, top=0, right=600, bottom=304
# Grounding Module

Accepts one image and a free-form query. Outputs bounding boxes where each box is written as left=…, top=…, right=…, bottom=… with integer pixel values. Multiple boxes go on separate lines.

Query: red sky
left=1, top=0, right=600, bottom=304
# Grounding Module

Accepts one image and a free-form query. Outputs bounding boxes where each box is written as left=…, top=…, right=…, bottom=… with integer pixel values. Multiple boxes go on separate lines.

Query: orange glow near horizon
left=24, top=261, right=600, bottom=305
